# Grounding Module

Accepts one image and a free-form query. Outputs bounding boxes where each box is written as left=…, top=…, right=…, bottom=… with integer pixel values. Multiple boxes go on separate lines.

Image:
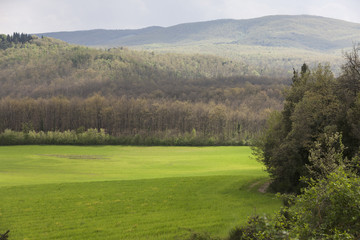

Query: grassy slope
left=0, top=146, right=281, bottom=240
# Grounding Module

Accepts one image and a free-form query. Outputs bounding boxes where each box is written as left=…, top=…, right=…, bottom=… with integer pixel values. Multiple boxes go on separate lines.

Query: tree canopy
left=0, top=35, right=286, bottom=145
left=0, top=33, right=32, bottom=50
left=255, top=45, right=360, bottom=193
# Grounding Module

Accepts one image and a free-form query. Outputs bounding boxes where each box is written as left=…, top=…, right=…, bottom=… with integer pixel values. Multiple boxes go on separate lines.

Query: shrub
left=227, top=215, right=289, bottom=240
left=291, top=168, right=360, bottom=239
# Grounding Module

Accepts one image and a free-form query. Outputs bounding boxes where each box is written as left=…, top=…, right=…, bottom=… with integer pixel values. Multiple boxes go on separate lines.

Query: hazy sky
left=1, top=0, right=360, bottom=34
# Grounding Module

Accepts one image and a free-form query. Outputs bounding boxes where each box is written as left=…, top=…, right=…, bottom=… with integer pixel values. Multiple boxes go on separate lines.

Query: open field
left=0, top=146, right=281, bottom=239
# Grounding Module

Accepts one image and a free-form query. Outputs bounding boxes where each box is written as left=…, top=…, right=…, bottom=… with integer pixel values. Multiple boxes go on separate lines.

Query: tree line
left=0, top=33, right=32, bottom=50
left=0, top=95, right=272, bottom=145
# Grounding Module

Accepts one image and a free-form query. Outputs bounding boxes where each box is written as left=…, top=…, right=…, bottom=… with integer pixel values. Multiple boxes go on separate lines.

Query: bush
left=0, top=129, right=25, bottom=145
left=0, top=129, right=246, bottom=146
left=291, top=168, right=360, bottom=239
left=227, top=215, right=289, bottom=240
left=0, top=128, right=111, bottom=145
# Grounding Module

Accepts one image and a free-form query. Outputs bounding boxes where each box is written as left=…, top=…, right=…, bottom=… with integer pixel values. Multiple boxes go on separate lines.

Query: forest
left=0, top=34, right=285, bottom=145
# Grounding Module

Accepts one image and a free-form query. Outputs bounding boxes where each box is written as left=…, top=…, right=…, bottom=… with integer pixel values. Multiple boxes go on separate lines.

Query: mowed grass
left=0, top=146, right=281, bottom=240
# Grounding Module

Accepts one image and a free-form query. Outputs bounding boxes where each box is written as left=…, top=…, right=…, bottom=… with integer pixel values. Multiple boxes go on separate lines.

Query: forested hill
left=0, top=36, right=285, bottom=144
left=0, top=36, right=285, bottom=99
left=36, top=15, right=360, bottom=77
left=38, top=15, right=360, bottom=51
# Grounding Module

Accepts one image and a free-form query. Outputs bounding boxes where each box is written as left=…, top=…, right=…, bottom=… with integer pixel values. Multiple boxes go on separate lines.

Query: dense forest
left=255, top=45, right=360, bottom=193
left=0, top=35, right=286, bottom=144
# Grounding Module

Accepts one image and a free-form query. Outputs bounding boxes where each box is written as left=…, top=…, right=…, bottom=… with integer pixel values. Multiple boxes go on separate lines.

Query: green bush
left=291, top=168, right=360, bottom=239
left=0, top=129, right=246, bottom=146
left=0, top=128, right=111, bottom=145
left=227, top=215, right=289, bottom=240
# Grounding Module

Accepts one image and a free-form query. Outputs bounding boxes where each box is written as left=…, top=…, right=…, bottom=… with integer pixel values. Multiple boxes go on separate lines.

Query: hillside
left=0, top=36, right=285, bottom=143
left=38, top=15, right=360, bottom=51
left=37, top=15, right=360, bottom=76
left=0, top=36, right=286, bottom=99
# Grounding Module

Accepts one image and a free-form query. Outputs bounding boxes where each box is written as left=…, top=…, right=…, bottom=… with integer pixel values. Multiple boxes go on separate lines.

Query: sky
left=1, top=0, right=360, bottom=34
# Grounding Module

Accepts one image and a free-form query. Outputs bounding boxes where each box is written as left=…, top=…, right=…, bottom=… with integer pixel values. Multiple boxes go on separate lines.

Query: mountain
left=37, top=15, right=360, bottom=51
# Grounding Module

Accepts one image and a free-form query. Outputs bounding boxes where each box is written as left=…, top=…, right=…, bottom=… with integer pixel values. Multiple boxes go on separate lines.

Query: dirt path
left=258, top=182, right=270, bottom=193
left=249, top=181, right=271, bottom=193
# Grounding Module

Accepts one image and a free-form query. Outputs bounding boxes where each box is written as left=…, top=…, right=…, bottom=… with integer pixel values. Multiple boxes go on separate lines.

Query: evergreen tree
left=0, top=32, right=33, bottom=50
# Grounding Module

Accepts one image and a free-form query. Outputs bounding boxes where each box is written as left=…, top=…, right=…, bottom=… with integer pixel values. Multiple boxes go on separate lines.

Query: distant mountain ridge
left=37, top=15, right=360, bottom=51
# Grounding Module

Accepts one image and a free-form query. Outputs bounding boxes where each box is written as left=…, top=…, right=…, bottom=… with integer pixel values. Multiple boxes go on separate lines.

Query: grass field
left=0, top=146, right=281, bottom=240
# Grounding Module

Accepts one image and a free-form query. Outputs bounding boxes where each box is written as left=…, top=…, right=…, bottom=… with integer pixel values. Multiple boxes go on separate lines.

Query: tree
left=306, top=132, right=345, bottom=181
left=337, top=44, right=360, bottom=156
left=339, top=44, right=360, bottom=102
left=255, top=64, right=340, bottom=193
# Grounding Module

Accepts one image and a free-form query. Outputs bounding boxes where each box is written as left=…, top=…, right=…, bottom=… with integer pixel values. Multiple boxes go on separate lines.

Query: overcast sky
left=1, top=0, right=360, bottom=34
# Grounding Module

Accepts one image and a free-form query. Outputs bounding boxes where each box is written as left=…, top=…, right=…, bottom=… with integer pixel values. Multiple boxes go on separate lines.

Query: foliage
left=306, top=132, right=346, bottom=181
left=0, top=129, right=250, bottom=146
left=0, top=32, right=32, bottom=50
left=0, top=36, right=286, bottom=99
left=0, top=95, right=274, bottom=146
left=0, top=128, right=111, bottom=145
left=254, top=45, right=360, bottom=192
left=226, top=215, right=289, bottom=240
left=291, top=168, right=360, bottom=239
left=0, top=36, right=285, bottom=144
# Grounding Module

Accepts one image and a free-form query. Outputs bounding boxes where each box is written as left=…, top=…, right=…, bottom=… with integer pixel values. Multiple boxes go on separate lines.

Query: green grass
left=0, top=146, right=281, bottom=240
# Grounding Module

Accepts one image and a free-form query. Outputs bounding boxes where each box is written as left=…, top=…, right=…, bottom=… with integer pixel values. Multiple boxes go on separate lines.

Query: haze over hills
left=38, top=15, right=360, bottom=51
left=37, top=15, right=360, bottom=76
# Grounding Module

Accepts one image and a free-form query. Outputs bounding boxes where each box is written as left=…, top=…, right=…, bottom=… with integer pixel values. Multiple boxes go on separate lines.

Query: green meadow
left=0, top=146, right=281, bottom=240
